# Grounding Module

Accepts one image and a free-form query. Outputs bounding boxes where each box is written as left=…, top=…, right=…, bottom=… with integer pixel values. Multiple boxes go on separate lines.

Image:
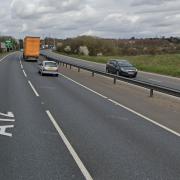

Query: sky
left=0, top=0, right=180, bottom=39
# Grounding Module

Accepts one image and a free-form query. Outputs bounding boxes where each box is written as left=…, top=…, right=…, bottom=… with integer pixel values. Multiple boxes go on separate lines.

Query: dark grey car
left=106, top=59, right=138, bottom=78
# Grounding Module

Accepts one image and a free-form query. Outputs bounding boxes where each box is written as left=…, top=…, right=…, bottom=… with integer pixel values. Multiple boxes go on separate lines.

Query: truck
left=23, top=36, right=40, bottom=61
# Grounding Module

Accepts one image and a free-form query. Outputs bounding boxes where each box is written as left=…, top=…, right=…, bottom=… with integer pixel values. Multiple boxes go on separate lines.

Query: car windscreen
left=118, top=62, right=133, bottom=67
left=45, top=62, right=57, bottom=67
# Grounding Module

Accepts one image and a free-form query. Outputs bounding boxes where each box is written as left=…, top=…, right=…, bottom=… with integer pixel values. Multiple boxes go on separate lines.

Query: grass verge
left=55, top=51, right=180, bottom=77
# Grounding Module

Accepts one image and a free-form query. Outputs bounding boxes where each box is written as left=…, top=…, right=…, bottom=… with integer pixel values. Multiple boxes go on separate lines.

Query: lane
left=41, top=50, right=180, bottom=90
left=23, top=56, right=180, bottom=180
left=0, top=53, right=85, bottom=180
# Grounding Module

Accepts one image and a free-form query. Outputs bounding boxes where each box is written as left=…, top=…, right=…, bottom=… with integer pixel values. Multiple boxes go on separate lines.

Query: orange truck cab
left=23, top=36, right=40, bottom=61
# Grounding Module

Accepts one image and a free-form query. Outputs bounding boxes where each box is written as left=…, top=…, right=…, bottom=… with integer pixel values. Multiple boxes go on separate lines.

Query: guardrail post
left=150, top=89, right=154, bottom=97
left=78, top=67, right=80, bottom=72
left=92, top=71, right=94, bottom=77
left=114, top=77, right=116, bottom=84
left=70, top=65, right=72, bottom=69
left=63, top=63, right=64, bottom=67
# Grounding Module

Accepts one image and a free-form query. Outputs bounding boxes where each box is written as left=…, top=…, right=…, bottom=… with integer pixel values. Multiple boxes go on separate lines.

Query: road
left=41, top=50, right=180, bottom=90
left=0, top=53, right=180, bottom=180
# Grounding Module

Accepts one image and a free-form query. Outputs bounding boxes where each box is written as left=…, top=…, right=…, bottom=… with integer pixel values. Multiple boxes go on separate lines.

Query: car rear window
left=45, top=62, right=57, bottom=67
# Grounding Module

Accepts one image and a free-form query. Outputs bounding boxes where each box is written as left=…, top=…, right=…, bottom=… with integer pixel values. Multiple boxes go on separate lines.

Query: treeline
left=0, top=36, right=19, bottom=52
left=55, top=36, right=180, bottom=56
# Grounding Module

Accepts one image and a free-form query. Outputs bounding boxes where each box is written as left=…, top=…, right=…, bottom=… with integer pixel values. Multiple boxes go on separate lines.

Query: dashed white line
left=28, top=81, right=39, bottom=97
left=59, top=73, right=180, bottom=137
left=46, top=110, right=93, bottom=180
left=22, top=70, right=27, bottom=77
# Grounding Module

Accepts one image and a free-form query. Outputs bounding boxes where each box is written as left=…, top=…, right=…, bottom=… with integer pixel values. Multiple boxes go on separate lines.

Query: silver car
left=38, top=61, right=59, bottom=76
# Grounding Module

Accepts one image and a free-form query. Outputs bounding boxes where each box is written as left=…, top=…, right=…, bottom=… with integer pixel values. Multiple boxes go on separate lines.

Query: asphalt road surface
left=0, top=53, right=180, bottom=180
left=41, top=50, right=180, bottom=90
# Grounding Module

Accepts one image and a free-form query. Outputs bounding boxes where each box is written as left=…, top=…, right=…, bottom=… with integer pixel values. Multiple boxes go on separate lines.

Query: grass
left=56, top=51, right=180, bottom=77
left=0, top=52, right=10, bottom=58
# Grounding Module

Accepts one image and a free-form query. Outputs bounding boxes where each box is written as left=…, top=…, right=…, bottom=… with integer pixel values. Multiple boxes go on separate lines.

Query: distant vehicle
left=38, top=61, right=59, bottom=76
left=23, top=36, right=40, bottom=61
left=106, top=60, right=138, bottom=78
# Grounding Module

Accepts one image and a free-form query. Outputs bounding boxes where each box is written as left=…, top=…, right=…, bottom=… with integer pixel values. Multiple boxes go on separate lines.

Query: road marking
left=23, top=70, right=27, bottom=77
left=0, top=125, right=14, bottom=137
left=46, top=110, right=93, bottom=180
left=0, top=112, right=14, bottom=118
left=148, top=78, right=162, bottom=83
left=59, top=73, right=107, bottom=99
left=59, top=73, right=180, bottom=137
left=107, top=98, right=180, bottom=137
left=0, top=53, right=15, bottom=63
left=0, top=118, right=15, bottom=122
left=28, top=81, right=39, bottom=97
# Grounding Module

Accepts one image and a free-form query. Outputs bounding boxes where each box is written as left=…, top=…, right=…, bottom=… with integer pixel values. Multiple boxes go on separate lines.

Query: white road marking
left=0, top=53, right=15, bottom=63
left=0, top=112, right=14, bottom=118
left=107, top=98, right=180, bottom=137
left=0, top=119, right=15, bottom=122
left=59, top=73, right=180, bottom=137
left=59, top=73, right=107, bottom=99
left=28, top=81, right=39, bottom=97
left=0, top=125, right=14, bottom=137
left=46, top=110, right=93, bottom=180
left=23, top=70, right=27, bottom=77
left=148, top=78, right=162, bottom=83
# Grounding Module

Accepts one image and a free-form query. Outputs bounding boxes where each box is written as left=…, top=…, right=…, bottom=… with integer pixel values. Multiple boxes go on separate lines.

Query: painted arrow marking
left=0, top=112, right=15, bottom=137
left=0, top=118, right=15, bottom=122
left=0, top=125, right=14, bottom=137
left=0, top=112, right=14, bottom=118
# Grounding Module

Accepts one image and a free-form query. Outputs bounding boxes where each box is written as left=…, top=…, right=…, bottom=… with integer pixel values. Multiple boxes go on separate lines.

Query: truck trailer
left=23, top=36, right=40, bottom=61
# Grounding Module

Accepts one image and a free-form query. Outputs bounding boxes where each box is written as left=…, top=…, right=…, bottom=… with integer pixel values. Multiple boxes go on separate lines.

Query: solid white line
left=28, top=81, right=39, bottom=97
left=148, top=78, right=162, bottom=83
left=108, top=98, right=180, bottom=137
left=22, top=70, right=27, bottom=77
left=46, top=110, right=93, bottom=180
left=59, top=73, right=107, bottom=99
left=59, top=73, right=180, bottom=137
left=139, top=71, right=180, bottom=81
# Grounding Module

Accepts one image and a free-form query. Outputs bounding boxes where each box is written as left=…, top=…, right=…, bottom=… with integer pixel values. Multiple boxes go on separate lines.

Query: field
left=57, top=52, right=180, bottom=77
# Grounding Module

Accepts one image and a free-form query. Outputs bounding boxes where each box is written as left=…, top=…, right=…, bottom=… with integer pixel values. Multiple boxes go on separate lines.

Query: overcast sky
left=0, top=0, right=180, bottom=39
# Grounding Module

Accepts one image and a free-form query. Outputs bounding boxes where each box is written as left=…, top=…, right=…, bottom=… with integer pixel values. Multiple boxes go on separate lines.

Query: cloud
left=0, top=0, right=180, bottom=38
